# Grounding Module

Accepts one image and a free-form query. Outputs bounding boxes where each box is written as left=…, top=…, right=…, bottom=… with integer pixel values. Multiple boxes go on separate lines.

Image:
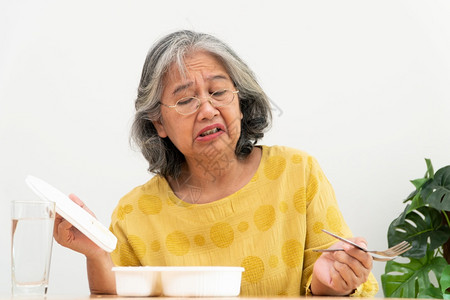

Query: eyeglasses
left=160, top=89, right=239, bottom=115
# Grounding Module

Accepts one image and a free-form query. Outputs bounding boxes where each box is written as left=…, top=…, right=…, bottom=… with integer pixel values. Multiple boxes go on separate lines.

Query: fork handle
left=313, top=249, right=393, bottom=261
left=321, top=229, right=368, bottom=252
left=314, top=249, right=376, bottom=253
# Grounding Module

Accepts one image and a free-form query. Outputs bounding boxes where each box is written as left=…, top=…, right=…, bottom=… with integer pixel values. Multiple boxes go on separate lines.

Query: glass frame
left=160, top=89, right=239, bottom=115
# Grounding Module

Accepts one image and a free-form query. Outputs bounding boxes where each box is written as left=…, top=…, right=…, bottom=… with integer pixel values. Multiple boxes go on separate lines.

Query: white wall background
left=1, top=0, right=449, bottom=297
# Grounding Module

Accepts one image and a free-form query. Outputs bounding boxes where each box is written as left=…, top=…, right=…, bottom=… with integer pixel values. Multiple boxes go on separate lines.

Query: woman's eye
left=178, top=97, right=195, bottom=106
left=212, top=90, right=226, bottom=97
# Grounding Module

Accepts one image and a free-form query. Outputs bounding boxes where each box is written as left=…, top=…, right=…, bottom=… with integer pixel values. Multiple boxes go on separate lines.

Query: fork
left=313, top=229, right=412, bottom=261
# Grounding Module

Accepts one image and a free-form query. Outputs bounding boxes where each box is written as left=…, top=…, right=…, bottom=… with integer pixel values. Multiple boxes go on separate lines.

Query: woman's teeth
left=200, top=128, right=219, bottom=137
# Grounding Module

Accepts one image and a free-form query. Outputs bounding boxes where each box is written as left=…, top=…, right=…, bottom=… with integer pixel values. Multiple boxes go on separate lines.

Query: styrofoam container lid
left=26, top=175, right=117, bottom=252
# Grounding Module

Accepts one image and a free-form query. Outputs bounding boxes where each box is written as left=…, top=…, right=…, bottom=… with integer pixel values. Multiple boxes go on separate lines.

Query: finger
left=60, top=217, right=75, bottom=233
left=326, top=238, right=371, bottom=272
left=329, top=264, right=352, bottom=294
left=351, top=237, right=369, bottom=253
left=54, top=212, right=64, bottom=224
left=342, top=242, right=373, bottom=270
left=333, top=260, right=362, bottom=293
left=68, top=193, right=96, bottom=218
left=358, top=238, right=368, bottom=248
left=69, top=193, right=83, bottom=206
left=333, top=249, right=370, bottom=285
left=53, top=219, right=72, bottom=245
left=53, top=212, right=66, bottom=236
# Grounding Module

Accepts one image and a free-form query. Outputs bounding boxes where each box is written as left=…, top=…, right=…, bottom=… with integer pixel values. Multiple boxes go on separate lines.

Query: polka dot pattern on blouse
left=109, top=145, right=378, bottom=296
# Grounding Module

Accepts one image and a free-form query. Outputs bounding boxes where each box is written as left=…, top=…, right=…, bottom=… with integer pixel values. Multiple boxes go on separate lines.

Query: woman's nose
left=197, top=97, right=218, bottom=120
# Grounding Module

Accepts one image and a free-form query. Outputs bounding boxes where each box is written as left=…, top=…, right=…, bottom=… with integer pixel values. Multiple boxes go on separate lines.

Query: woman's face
left=153, top=51, right=242, bottom=163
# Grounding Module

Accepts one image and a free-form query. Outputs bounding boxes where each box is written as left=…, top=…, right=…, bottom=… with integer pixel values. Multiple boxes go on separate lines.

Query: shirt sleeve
left=109, top=204, right=141, bottom=267
left=300, top=156, right=379, bottom=297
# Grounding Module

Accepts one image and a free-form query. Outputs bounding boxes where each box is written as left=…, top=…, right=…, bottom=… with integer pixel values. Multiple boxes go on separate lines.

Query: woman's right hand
left=53, top=193, right=117, bottom=294
left=53, top=193, right=104, bottom=259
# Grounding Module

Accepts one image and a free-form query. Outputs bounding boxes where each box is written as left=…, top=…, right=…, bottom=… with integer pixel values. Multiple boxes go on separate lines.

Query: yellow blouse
left=110, top=145, right=378, bottom=296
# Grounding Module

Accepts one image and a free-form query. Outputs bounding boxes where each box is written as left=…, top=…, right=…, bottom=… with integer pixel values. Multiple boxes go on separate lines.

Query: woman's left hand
left=310, top=237, right=373, bottom=296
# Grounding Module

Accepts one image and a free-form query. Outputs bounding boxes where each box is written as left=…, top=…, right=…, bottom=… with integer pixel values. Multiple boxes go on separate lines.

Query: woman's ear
left=152, top=118, right=168, bottom=138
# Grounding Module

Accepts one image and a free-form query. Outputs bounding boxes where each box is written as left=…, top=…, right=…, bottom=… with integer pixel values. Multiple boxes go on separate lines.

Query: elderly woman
left=54, top=30, right=378, bottom=296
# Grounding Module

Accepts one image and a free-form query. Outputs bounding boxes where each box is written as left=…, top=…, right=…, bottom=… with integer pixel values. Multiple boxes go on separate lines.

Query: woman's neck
left=168, top=146, right=262, bottom=204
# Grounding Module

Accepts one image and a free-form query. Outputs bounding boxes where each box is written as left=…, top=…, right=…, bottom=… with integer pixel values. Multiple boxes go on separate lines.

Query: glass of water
left=11, top=200, right=55, bottom=297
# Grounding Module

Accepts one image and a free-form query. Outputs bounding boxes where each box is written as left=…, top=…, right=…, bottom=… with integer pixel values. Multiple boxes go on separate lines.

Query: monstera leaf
left=383, top=160, right=450, bottom=298
left=407, top=191, right=425, bottom=213
left=422, top=166, right=450, bottom=211
left=381, top=250, right=447, bottom=298
left=417, top=265, right=450, bottom=299
left=417, top=287, right=444, bottom=299
left=388, top=206, right=450, bottom=258
left=441, top=265, right=450, bottom=299
left=404, top=158, right=435, bottom=209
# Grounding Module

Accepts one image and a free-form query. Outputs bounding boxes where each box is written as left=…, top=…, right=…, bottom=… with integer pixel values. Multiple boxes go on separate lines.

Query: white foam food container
left=112, top=266, right=244, bottom=297
left=112, top=266, right=162, bottom=297
left=160, top=266, right=244, bottom=297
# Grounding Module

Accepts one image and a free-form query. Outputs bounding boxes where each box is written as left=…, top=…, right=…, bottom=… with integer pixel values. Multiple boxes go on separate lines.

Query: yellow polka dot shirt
left=110, top=145, right=378, bottom=296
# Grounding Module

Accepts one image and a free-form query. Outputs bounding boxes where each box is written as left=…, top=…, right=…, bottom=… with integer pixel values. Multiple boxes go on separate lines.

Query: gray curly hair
left=131, top=30, right=272, bottom=179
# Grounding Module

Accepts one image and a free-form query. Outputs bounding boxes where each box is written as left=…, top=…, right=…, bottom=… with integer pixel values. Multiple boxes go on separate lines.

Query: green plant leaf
left=388, top=206, right=450, bottom=258
left=411, top=177, right=431, bottom=189
left=381, top=251, right=446, bottom=298
left=417, top=287, right=443, bottom=298
left=425, top=158, right=435, bottom=179
left=441, top=265, right=450, bottom=299
left=407, top=192, right=425, bottom=213
left=391, top=204, right=409, bottom=226
left=404, top=178, right=432, bottom=204
left=403, top=159, right=434, bottom=203
left=422, top=166, right=450, bottom=211
left=405, top=187, right=419, bottom=203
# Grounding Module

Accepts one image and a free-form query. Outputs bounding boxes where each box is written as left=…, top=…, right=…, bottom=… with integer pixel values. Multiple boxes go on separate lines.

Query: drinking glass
left=11, top=200, right=55, bottom=297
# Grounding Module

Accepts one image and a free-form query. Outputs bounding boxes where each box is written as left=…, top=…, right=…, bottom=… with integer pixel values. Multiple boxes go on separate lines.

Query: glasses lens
left=211, top=90, right=234, bottom=107
left=173, top=90, right=237, bottom=115
left=176, top=97, right=200, bottom=115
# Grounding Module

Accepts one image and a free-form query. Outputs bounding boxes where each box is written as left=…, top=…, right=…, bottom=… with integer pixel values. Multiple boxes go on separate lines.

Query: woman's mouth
left=200, top=128, right=221, bottom=137
left=196, top=124, right=225, bottom=141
